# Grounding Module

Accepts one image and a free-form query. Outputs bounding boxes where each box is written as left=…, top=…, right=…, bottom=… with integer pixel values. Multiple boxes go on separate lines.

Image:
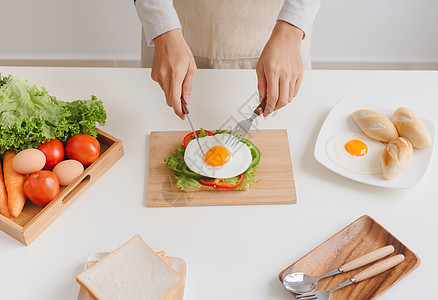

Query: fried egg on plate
left=326, top=132, right=385, bottom=175
left=184, top=133, right=252, bottom=178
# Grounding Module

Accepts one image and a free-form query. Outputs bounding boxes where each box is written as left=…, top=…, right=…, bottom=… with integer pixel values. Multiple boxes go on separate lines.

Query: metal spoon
left=282, top=245, right=394, bottom=294
left=295, top=254, right=405, bottom=300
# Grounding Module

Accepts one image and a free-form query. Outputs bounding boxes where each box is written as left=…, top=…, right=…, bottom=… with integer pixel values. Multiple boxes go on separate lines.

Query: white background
left=0, top=0, right=437, bottom=66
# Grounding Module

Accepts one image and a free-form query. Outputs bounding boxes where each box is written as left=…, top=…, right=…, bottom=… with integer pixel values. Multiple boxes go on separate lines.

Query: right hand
left=151, top=29, right=197, bottom=119
left=256, top=21, right=304, bottom=117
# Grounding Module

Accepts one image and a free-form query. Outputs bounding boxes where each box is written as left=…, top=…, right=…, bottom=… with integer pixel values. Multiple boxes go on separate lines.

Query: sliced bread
left=76, top=235, right=184, bottom=300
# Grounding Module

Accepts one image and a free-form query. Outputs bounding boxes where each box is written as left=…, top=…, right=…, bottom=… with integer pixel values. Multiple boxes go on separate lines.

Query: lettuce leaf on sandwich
left=164, top=144, right=202, bottom=190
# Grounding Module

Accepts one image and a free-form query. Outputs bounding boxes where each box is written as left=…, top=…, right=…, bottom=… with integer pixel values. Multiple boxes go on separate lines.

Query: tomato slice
left=183, top=130, right=214, bottom=148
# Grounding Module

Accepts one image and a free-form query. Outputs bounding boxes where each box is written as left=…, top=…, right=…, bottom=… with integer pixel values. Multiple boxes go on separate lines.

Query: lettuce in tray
left=0, top=75, right=106, bottom=154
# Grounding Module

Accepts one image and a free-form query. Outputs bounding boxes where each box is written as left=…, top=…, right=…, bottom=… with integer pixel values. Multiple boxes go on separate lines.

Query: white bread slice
left=76, top=235, right=184, bottom=300
left=83, top=261, right=99, bottom=300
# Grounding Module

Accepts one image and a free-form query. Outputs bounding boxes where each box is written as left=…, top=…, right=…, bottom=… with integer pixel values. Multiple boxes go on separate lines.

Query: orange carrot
left=3, top=151, right=26, bottom=218
left=0, top=160, right=13, bottom=219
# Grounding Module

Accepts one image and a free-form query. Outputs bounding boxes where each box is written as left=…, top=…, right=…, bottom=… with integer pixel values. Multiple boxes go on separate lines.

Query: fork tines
left=226, top=126, right=244, bottom=148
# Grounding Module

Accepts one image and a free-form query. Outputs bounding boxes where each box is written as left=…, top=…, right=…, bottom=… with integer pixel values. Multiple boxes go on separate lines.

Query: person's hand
left=151, top=29, right=197, bottom=119
left=256, top=21, right=304, bottom=117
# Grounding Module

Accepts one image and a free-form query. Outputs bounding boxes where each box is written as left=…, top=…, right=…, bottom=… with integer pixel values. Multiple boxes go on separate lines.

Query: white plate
left=314, top=98, right=435, bottom=188
left=77, top=252, right=187, bottom=300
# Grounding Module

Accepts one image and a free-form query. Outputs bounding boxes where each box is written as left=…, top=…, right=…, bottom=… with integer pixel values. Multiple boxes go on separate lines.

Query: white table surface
left=0, top=67, right=437, bottom=300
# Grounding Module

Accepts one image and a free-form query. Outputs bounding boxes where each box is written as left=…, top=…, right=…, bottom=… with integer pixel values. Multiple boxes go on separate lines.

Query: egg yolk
left=204, top=146, right=230, bottom=167
left=344, top=139, right=368, bottom=156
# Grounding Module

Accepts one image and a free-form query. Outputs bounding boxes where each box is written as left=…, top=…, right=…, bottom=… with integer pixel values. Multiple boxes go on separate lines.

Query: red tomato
left=24, top=171, right=60, bottom=206
left=65, top=134, right=100, bottom=166
left=37, top=138, right=65, bottom=169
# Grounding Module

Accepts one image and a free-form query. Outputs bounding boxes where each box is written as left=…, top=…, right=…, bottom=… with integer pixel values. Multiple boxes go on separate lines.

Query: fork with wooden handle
left=225, top=96, right=267, bottom=149
left=283, top=245, right=395, bottom=294
left=295, top=254, right=405, bottom=300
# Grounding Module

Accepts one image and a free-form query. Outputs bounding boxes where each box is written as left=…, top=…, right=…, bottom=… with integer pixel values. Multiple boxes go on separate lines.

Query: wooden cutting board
left=147, top=129, right=296, bottom=207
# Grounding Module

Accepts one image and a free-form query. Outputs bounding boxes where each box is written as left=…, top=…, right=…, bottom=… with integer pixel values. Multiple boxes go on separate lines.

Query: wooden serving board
left=147, top=130, right=296, bottom=207
left=279, top=215, right=421, bottom=300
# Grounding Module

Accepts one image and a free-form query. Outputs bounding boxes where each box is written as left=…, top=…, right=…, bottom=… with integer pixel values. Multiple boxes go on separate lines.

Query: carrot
left=0, top=160, right=13, bottom=219
left=3, top=151, right=26, bottom=218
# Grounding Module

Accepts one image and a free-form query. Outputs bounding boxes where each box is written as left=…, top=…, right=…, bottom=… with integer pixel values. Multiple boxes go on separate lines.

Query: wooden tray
left=0, top=129, right=124, bottom=245
left=147, top=130, right=296, bottom=207
left=279, top=215, right=420, bottom=299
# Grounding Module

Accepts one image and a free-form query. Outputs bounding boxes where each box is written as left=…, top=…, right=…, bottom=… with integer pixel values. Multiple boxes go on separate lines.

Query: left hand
left=256, top=21, right=304, bottom=117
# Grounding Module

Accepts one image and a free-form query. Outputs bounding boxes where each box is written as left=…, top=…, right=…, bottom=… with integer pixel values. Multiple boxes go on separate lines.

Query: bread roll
left=393, top=107, right=432, bottom=148
left=381, top=137, right=413, bottom=180
left=352, top=109, right=399, bottom=142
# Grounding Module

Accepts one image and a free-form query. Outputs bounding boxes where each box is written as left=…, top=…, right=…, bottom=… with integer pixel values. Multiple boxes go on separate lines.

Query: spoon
left=295, top=254, right=405, bottom=300
left=282, top=245, right=394, bottom=294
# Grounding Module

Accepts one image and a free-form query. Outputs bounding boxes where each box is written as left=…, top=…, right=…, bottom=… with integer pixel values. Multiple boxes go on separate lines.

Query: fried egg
left=184, top=133, right=252, bottom=178
left=326, top=132, right=385, bottom=175
left=204, top=146, right=231, bottom=167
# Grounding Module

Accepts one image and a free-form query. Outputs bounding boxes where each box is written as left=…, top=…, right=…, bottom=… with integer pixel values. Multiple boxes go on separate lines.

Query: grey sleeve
left=277, top=0, right=321, bottom=38
left=134, top=0, right=181, bottom=46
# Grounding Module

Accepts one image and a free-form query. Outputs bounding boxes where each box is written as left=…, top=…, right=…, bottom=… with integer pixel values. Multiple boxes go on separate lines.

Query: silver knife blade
left=181, top=98, right=206, bottom=156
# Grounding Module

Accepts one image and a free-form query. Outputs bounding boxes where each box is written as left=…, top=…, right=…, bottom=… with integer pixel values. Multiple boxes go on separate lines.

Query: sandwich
left=164, top=129, right=261, bottom=191
left=76, top=235, right=185, bottom=300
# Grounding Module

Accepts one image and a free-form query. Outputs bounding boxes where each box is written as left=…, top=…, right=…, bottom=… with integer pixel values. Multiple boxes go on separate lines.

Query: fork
left=295, top=254, right=405, bottom=300
left=225, top=96, right=267, bottom=148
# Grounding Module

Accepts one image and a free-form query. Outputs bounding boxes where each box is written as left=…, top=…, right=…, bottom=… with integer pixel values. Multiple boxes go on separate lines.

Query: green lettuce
left=0, top=75, right=106, bottom=154
left=239, top=165, right=258, bottom=189
left=164, top=144, right=201, bottom=191
left=0, top=74, right=11, bottom=87
left=197, top=128, right=210, bottom=138
left=222, top=165, right=258, bottom=190
left=214, top=129, right=231, bottom=134
left=175, top=175, right=202, bottom=191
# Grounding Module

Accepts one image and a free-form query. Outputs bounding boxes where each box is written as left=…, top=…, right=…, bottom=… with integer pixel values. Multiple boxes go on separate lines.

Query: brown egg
left=52, top=160, right=84, bottom=186
left=12, top=149, right=46, bottom=174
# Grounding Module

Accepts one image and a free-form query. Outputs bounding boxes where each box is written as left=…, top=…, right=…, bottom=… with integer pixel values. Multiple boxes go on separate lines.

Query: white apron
left=141, top=0, right=312, bottom=69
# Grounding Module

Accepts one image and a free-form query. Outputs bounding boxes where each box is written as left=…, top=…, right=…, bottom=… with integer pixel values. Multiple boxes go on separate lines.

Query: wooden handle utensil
left=341, top=245, right=395, bottom=272
left=353, top=254, right=405, bottom=282
left=254, top=97, right=267, bottom=116
left=181, top=97, right=189, bottom=115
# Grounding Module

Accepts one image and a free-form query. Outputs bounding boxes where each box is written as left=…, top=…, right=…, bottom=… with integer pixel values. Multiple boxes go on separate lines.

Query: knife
left=181, top=97, right=206, bottom=156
